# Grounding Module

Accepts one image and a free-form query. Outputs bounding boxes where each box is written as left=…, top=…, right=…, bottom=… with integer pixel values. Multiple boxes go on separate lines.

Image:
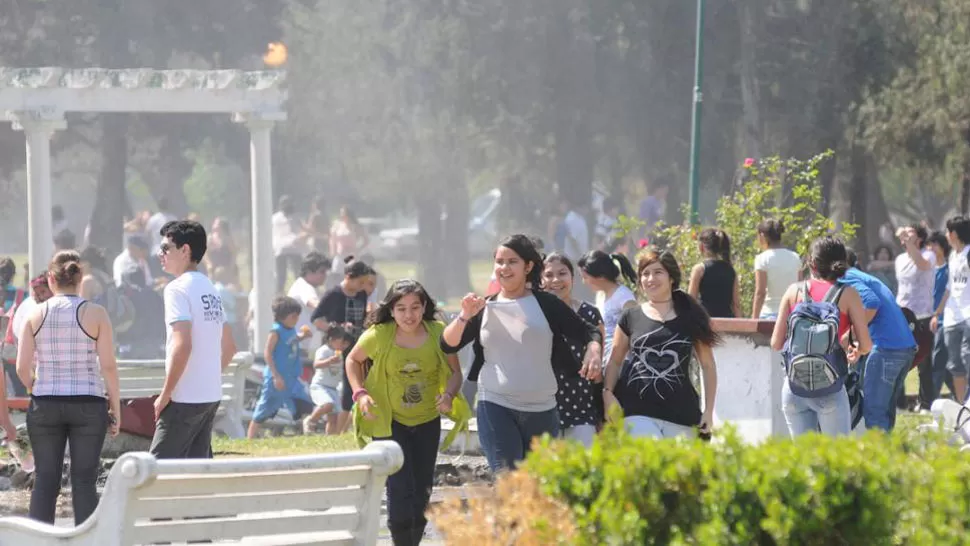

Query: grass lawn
left=212, top=434, right=359, bottom=457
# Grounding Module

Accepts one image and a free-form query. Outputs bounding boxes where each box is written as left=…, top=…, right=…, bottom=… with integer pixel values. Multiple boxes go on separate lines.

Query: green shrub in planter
left=523, top=423, right=970, bottom=545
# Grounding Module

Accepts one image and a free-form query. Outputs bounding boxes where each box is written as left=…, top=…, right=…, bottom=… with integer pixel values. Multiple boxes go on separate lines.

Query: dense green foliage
left=524, top=424, right=970, bottom=545
left=616, top=153, right=855, bottom=317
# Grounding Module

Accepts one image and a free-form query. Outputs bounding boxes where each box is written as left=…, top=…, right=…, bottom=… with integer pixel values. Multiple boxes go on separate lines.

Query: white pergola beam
left=2, top=67, right=288, bottom=348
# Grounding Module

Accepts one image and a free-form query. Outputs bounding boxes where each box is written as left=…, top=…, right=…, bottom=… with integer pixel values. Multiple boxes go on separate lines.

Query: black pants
left=915, top=317, right=936, bottom=410
left=377, top=418, right=440, bottom=546
left=26, top=396, right=109, bottom=525
left=150, top=401, right=220, bottom=459
left=275, top=254, right=301, bottom=293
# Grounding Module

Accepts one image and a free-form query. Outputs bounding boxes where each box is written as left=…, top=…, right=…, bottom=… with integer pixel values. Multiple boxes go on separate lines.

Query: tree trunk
left=442, top=179, right=472, bottom=299
left=88, top=114, right=128, bottom=256
left=416, top=197, right=446, bottom=298
left=848, top=142, right=869, bottom=261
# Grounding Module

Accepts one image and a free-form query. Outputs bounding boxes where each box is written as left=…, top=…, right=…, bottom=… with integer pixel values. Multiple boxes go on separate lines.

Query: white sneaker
left=302, top=417, right=314, bottom=435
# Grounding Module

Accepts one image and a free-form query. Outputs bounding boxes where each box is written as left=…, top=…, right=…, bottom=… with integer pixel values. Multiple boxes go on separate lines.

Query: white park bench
left=115, top=352, right=254, bottom=438
left=0, top=440, right=404, bottom=546
left=8, top=354, right=252, bottom=438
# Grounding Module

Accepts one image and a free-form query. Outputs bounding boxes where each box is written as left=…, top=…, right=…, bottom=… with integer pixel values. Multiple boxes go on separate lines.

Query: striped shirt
left=32, top=295, right=104, bottom=398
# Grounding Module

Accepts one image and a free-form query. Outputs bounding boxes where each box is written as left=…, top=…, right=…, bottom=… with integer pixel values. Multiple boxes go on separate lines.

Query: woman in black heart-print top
left=603, top=247, right=721, bottom=438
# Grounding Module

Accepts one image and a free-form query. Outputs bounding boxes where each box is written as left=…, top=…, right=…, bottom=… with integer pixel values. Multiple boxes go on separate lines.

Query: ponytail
left=610, top=253, right=637, bottom=285
left=699, top=228, right=732, bottom=264
left=672, top=289, right=721, bottom=347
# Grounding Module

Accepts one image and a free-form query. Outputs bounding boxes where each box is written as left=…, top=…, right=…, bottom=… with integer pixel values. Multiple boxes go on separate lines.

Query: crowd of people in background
left=3, top=181, right=970, bottom=546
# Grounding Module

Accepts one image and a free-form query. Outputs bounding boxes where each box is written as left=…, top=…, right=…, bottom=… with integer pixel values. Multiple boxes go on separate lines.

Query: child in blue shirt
left=247, top=296, right=314, bottom=438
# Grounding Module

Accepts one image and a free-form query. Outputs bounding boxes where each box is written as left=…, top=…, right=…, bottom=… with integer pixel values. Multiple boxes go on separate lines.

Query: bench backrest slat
left=137, top=466, right=372, bottom=498
left=131, top=511, right=359, bottom=544
left=129, top=487, right=366, bottom=520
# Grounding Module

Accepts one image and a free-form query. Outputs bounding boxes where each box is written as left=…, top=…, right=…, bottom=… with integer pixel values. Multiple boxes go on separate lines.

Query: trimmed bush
left=434, top=423, right=970, bottom=545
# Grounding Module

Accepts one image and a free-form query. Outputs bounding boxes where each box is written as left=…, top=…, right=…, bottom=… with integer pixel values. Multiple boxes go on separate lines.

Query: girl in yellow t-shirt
left=346, top=279, right=462, bottom=546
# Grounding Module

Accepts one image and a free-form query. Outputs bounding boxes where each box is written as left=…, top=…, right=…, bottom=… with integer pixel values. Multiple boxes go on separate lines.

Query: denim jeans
left=944, top=321, right=970, bottom=378
left=624, top=415, right=696, bottom=438
left=863, top=346, right=917, bottom=431
left=26, top=397, right=109, bottom=525
left=781, top=381, right=851, bottom=437
left=477, top=401, right=558, bottom=473
left=377, top=418, right=440, bottom=546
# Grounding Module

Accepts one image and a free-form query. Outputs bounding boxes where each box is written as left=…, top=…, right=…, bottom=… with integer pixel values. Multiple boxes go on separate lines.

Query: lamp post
left=687, top=0, right=706, bottom=225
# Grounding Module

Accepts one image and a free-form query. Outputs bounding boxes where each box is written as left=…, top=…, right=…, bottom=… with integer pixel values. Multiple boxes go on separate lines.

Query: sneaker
left=302, top=417, right=314, bottom=435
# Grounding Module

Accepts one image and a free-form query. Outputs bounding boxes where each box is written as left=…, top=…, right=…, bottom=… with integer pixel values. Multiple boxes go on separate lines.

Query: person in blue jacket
left=843, top=250, right=916, bottom=431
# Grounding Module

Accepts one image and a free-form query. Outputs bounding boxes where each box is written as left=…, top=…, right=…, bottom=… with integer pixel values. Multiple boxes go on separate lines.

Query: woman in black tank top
left=687, top=228, right=740, bottom=318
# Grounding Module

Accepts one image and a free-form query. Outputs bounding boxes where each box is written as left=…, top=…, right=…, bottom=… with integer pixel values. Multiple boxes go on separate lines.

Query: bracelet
left=352, top=389, right=369, bottom=403
left=456, top=315, right=469, bottom=323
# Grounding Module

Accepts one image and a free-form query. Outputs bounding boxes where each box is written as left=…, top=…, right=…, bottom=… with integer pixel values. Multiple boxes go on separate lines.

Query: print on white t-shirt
left=945, top=247, right=970, bottom=328
left=164, top=271, right=226, bottom=403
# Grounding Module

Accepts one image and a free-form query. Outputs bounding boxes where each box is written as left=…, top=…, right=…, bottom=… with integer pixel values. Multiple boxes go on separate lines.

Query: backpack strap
left=822, top=284, right=846, bottom=305
left=800, top=281, right=814, bottom=303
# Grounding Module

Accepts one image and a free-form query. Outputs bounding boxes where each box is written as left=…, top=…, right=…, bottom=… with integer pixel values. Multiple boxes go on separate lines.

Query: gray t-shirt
left=478, top=294, right=556, bottom=412
left=895, top=249, right=937, bottom=318
left=311, top=345, right=342, bottom=389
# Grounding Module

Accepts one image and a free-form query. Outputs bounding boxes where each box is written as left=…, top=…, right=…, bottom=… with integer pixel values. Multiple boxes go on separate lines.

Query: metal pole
left=687, top=0, right=706, bottom=225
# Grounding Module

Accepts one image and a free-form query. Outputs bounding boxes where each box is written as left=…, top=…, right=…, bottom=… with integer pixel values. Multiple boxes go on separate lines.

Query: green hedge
left=523, top=425, right=970, bottom=545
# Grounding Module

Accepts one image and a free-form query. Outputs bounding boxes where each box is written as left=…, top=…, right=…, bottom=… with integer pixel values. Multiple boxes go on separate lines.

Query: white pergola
left=0, top=67, right=286, bottom=347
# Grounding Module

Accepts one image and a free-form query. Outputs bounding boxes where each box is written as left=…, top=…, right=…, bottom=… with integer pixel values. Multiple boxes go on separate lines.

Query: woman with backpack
left=770, top=237, right=873, bottom=437
left=688, top=228, right=740, bottom=318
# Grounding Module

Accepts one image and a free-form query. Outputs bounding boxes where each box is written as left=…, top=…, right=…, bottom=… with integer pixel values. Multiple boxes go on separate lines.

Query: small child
left=303, top=325, right=355, bottom=435
left=248, top=296, right=315, bottom=438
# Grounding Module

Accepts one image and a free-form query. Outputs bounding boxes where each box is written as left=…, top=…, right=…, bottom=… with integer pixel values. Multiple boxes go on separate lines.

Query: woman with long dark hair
left=688, top=228, right=740, bottom=318
left=770, top=237, right=872, bottom=436
left=347, top=280, right=463, bottom=546
left=16, top=251, right=121, bottom=525
left=604, top=248, right=719, bottom=438
left=577, top=250, right=637, bottom=363
left=441, top=234, right=603, bottom=472
left=542, top=252, right=605, bottom=446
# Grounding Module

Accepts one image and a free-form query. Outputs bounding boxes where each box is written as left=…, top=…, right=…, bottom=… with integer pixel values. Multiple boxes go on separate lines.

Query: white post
left=11, top=111, right=66, bottom=277
left=233, top=112, right=284, bottom=350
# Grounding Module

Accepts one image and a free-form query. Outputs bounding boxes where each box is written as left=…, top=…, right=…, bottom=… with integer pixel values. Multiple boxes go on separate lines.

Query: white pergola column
left=233, top=112, right=285, bottom=349
left=10, top=110, right=66, bottom=276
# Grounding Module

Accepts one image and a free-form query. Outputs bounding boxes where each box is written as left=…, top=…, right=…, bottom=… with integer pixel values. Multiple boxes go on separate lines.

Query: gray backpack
left=781, top=282, right=849, bottom=398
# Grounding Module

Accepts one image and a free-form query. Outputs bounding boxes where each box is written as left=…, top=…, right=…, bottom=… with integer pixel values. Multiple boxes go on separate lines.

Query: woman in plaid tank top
left=13, top=250, right=121, bottom=526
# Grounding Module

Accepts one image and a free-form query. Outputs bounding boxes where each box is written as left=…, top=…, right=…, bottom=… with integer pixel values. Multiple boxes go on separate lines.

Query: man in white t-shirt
left=563, top=204, right=590, bottom=262
left=150, top=219, right=237, bottom=459
left=932, top=216, right=970, bottom=404
left=895, top=225, right=937, bottom=409
left=272, top=195, right=308, bottom=292
left=287, top=252, right=331, bottom=356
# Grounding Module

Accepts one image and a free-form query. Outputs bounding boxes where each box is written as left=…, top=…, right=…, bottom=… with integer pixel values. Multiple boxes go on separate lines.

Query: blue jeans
left=863, top=346, right=917, bottom=431
left=781, top=382, right=851, bottom=437
left=477, top=401, right=559, bottom=473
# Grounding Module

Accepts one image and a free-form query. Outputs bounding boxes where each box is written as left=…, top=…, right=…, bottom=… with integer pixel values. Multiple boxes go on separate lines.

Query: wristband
left=352, top=389, right=369, bottom=403
left=457, top=315, right=469, bottom=323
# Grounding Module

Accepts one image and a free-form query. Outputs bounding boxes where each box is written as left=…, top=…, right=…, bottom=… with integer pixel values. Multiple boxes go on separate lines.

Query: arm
left=15, top=315, right=38, bottom=390
left=158, top=322, right=192, bottom=411
left=770, top=286, right=795, bottom=351
left=221, top=323, right=237, bottom=370
left=751, top=270, right=768, bottom=319
left=695, top=340, right=718, bottom=432
left=843, top=288, right=873, bottom=355
left=442, top=294, right=486, bottom=352
left=907, top=245, right=931, bottom=271
left=313, top=353, right=343, bottom=368
left=436, top=353, right=464, bottom=413
left=931, top=290, right=949, bottom=332
left=310, top=296, right=332, bottom=331
left=0, top=371, right=14, bottom=441
left=602, top=327, right=630, bottom=421
left=93, top=307, right=121, bottom=433
left=263, top=332, right=281, bottom=379
left=687, top=264, right=704, bottom=300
